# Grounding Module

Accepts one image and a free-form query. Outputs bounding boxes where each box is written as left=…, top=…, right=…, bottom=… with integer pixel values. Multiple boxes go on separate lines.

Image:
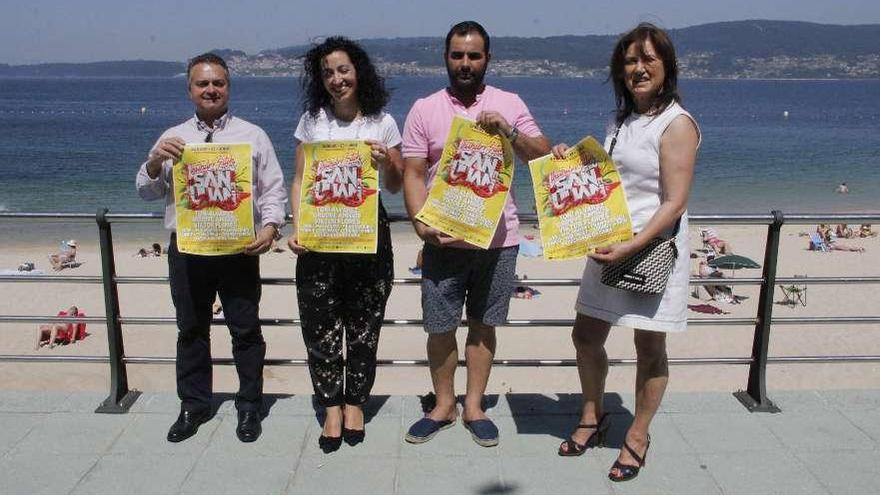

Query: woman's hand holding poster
left=416, top=116, right=514, bottom=249
left=173, top=143, right=255, bottom=255
left=297, top=140, right=378, bottom=253
left=529, top=137, right=633, bottom=260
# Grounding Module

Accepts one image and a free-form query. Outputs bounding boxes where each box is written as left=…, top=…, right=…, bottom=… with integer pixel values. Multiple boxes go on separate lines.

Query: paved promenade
left=1, top=389, right=879, bottom=495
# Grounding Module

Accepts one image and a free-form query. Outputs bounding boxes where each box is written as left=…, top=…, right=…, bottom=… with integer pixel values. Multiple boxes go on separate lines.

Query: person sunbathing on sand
left=35, top=306, right=87, bottom=349
left=49, top=240, right=78, bottom=270
left=809, top=236, right=865, bottom=252
left=860, top=224, right=876, bottom=238
left=835, top=224, right=854, bottom=239
left=697, top=260, right=743, bottom=304
left=700, top=228, right=732, bottom=255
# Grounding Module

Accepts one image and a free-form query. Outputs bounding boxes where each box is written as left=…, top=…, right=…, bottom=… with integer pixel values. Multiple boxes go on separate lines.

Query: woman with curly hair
left=287, top=37, right=403, bottom=453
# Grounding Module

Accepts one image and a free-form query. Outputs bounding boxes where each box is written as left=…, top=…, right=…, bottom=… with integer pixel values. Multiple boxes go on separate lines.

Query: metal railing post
left=94, top=208, right=141, bottom=413
left=734, top=209, right=783, bottom=412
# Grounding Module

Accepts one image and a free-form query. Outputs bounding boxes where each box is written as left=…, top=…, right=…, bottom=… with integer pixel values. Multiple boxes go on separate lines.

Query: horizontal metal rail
left=0, top=275, right=104, bottom=284
left=4, top=355, right=879, bottom=366
left=0, top=315, right=757, bottom=326
left=5, top=211, right=879, bottom=224
left=7, top=274, right=880, bottom=287
left=7, top=315, right=880, bottom=326
left=1, top=316, right=104, bottom=324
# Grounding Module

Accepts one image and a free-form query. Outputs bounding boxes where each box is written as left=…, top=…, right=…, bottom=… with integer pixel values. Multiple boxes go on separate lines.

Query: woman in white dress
left=287, top=37, right=404, bottom=453
left=551, top=23, right=700, bottom=482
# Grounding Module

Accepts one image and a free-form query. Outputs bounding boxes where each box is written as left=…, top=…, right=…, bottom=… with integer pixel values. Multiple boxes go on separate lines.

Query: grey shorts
left=420, top=244, right=519, bottom=334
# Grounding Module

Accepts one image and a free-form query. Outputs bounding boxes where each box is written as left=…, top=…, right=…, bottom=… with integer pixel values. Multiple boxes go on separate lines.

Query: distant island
left=2, top=20, right=878, bottom=79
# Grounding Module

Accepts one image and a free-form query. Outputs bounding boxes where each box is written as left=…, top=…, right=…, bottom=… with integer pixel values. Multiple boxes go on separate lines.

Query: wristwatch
left=507, top=126, right=520, bottom=144
left=266, top=222, right=282, bottom=241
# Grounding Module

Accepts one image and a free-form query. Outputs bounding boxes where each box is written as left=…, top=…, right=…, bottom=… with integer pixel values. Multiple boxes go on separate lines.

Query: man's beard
left=446, top=65, right=486, bottom=96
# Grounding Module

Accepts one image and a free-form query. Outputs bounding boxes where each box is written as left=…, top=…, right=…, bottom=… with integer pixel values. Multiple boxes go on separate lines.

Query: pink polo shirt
left=402, top=85, right=543, bottom=249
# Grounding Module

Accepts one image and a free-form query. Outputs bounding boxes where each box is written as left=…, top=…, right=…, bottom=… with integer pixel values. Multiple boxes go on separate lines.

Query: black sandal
left=557, top=414, right=609, bottom=456
left=609, top=435, right=650, bottom=482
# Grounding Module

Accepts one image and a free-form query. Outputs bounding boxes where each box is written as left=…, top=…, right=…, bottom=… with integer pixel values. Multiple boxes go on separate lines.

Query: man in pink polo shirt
left=402, top=21, right=550, bottom=447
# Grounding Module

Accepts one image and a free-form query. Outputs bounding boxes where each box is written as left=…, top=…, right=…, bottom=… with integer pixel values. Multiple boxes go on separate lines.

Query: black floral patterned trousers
left=295, top=205, right=393, bottom=407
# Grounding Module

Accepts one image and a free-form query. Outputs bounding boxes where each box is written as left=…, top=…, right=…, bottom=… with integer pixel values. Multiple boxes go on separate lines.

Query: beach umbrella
left=708, top=254, right=761, bottom=270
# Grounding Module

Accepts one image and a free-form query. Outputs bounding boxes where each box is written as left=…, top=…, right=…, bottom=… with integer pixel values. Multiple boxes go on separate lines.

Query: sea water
left=1, top=76, right=877, bottom=216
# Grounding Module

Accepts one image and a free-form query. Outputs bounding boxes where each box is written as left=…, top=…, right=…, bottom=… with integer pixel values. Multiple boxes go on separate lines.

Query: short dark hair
left=187, top=53, right=230, bottom=82
left=609, top=23, right=680, bottom=124
left=301, top=36, right=389, bottom=117
left=445, top=21, right=490, bottom=55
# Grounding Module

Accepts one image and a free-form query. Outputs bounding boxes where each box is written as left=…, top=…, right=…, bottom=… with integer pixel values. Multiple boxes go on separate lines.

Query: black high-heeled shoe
left=342, top=427, right=366, bottom=446
left=318, top=434, right=342, bottom=453
left=609, top=436, right=650, bottom=482
left=557, top=414, right=609, bottom=456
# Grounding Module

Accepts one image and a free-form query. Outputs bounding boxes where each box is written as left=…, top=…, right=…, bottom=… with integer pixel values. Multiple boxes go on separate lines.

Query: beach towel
left=688, top=303, right=728, bottom=315
left=0, top=269, right=46, bottom=275
left=518, top=238, right=543, bottom=257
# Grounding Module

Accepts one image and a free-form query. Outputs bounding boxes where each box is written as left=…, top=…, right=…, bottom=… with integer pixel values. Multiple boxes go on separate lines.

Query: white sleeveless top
left=575, top=102, right=700, bottom=332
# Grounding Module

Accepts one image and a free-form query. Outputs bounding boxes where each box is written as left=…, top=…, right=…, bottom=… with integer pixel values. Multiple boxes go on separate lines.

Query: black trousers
left=168, top=234, right=265, bottom=413
left=295, top=204, right=393, bottom=407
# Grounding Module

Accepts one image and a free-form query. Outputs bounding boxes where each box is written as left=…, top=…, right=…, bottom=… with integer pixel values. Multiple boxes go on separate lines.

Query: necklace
left=326, top=107, right=363, bottom=141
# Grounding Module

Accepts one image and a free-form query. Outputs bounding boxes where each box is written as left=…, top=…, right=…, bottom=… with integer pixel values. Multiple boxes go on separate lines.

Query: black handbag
left=599, top=226, right=679, bottom=295
left=598, top=122, right=680, bottom=295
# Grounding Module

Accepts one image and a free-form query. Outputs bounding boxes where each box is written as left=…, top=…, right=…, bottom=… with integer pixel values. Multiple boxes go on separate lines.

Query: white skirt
left=574, top=217, right=689, bottom=333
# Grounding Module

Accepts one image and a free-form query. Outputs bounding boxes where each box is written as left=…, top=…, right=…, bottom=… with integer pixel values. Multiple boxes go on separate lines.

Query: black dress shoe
left=342, top=427, right=365, bottom=446
left=167, top=409, right=210, bottom=443
left=318, top=434, right=342, bottom=453
left=236, top=411, right=262, bottom=443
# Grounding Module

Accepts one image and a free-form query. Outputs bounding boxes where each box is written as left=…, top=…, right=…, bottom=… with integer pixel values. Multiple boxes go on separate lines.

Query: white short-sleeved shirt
left=294, top=107, right=402, bottom=147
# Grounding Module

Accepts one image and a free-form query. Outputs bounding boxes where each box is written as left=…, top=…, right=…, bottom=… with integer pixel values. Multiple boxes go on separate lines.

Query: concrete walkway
left=1, top=389, right=879, bottom=495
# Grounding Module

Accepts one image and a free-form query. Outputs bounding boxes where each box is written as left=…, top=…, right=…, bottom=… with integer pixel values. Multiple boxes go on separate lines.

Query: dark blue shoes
left=463, top=419, right=499, bottom=447
left=405, top=416, right=499, bottom=447
left=404, top=417, right=456, bottom=444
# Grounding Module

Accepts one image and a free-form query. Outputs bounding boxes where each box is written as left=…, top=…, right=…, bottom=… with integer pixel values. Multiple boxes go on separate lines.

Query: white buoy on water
left=140, top=107, right=146, bottom=114
left=783, top=111, right=789, bottom=119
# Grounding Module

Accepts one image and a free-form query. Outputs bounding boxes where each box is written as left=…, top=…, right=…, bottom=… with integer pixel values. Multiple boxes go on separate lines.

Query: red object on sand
left=54, top=310, right=88, bottom=342
left=687, top=304, right=727, bottom=315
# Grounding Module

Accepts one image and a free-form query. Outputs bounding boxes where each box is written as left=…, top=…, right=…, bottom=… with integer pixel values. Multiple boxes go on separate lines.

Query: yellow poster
left=415, top=116, right=514, bottom=249
left=297, top=141, right=378, bottom=253
left=528, top=136, right=633, bottom=260
left=173, top=143, right=255, bottom=255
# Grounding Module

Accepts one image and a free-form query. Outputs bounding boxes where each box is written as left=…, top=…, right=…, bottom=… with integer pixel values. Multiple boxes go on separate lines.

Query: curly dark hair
left=609, top=23, right=681, bottom=125
left=301, top=37, right=389, bottom=117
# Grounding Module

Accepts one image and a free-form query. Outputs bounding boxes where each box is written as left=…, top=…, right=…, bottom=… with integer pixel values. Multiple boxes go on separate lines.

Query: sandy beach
left=2, top=218, right=879, bottom=400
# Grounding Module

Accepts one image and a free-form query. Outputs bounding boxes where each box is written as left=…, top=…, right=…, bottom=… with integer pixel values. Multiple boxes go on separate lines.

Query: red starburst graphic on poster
left=308, top=157, right=376, bottom=207
left=444, top=140, right=509, bottom=198
left=185, top=154, right=251, bottom=211
left=545, top=165, right=620, bottom=216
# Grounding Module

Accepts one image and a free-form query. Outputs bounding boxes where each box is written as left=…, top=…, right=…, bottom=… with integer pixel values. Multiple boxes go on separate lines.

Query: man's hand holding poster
left=173, top=143, right=255, bottom=255
left=416, top=116, right=514, bottom=249
left=529, top=137, right=633, bottom=260
left=297, top=140, right=378, bottom=253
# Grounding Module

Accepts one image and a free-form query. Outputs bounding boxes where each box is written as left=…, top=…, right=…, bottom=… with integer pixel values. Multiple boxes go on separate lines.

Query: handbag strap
left=608, top=122, right=623, bottom=157
left=670, top=217, right=681, bottom=237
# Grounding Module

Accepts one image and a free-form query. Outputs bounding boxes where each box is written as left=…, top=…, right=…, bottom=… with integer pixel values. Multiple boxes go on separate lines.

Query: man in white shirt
left=135, top=53, right=286, bottom=444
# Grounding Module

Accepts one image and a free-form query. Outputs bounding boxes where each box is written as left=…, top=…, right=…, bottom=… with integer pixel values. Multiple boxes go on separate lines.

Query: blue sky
left=2, top=0, right=880, bottom=64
